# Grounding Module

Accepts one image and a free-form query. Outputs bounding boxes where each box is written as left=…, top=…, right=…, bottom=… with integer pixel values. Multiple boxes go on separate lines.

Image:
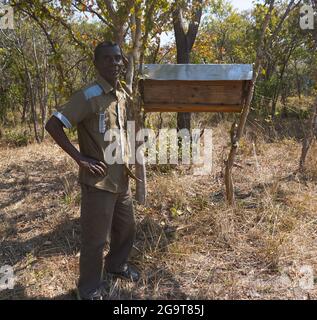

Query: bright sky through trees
left=229, top=0, right=254, bottom=11
left=160, top=0, right=255, bottom=45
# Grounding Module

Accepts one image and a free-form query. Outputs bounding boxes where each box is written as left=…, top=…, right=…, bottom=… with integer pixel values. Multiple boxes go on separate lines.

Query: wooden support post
left=224, top=1, right=275, bottom=205
left=299, top=97, right=317, bottom=172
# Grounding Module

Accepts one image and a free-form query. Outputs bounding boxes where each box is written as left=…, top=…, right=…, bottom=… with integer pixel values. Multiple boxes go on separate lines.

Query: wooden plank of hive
left=143, top=104, right=243, bottom=113
left=143, top=80, right=244, bottom=106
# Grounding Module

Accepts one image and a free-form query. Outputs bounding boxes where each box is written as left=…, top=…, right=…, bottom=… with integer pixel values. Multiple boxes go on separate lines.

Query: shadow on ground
left=1, top=213, right=189, bottom=300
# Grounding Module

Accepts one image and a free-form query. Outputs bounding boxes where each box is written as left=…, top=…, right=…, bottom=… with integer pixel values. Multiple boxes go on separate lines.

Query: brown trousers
left=78, top=183, right=136, bottom=296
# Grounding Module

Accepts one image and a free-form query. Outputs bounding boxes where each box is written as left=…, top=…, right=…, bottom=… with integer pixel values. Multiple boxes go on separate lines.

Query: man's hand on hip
left=76, top=155, right=108, bottom=177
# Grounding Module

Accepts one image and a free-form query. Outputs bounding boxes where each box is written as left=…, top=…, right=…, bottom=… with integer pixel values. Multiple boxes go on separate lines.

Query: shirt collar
left=96, top=74, right=114, bottom=94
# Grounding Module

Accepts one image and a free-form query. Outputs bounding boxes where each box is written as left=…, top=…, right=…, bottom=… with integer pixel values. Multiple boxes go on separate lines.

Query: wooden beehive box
left=140, top=64, right=253, bottom=113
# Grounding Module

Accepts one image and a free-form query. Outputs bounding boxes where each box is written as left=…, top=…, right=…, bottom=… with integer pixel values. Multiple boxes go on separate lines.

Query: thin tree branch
left=187, top=0, right=203, bottom=50
left=74, top=0, right=114, bottom=29
left=103, top=0, right=116, bottom=19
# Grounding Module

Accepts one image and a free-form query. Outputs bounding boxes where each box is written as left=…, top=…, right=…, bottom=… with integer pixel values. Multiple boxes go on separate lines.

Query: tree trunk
left=40, top=64, right=48, bottom=141
left=21, top=92, right=29, bottom=124
left=21, top=47, right=40, bottom=143
left=28, top=76, right=40, bottom=144
left=299, top=98, right=317, bottom=171
left=294, top=61, right=301, bottom=99
left=32, top=31, right=48, bottom=142
left=172, top=0, right=203, bottom=132
left=134, top=111, right=147, bottom=204
left=271, top=40, right=296, bottom=117
left=124, top=4, right=147, bottom=204
left=224, top=0, right=275, bottom=205
left=176, top=46, right=191, bottom=131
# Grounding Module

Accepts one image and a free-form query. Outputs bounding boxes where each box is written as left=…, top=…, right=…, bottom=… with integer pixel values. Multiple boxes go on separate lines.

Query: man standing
left=45, top=41, right=139, bottom=300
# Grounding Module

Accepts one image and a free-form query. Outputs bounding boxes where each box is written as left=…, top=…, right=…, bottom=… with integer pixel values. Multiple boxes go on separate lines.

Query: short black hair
left=94, top=41, right=120, bottom=61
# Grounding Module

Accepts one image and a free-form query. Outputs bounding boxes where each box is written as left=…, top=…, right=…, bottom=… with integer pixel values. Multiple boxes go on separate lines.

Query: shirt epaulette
left=83, top=84, right=103, bottom=100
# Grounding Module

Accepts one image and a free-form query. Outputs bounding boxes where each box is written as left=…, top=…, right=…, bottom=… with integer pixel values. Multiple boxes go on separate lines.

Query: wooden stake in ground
left=224, top=1, right=275, bottom=205
left=299, top=97, right=317, bottom=172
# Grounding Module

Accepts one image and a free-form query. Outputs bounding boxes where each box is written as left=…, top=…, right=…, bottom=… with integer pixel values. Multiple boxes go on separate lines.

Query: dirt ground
left=1, top=121, right=317, bottom=300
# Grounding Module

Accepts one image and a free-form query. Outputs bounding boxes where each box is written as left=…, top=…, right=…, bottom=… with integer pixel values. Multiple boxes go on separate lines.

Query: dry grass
left=0, top=120, right=317, bottom=300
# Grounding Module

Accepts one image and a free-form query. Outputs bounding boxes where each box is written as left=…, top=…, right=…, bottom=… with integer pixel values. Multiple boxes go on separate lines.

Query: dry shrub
left=285, top=96, right=315, bottom=114
left=135, top=216, right=168, bottom=255
left=147, top=174, right=189, bottom=213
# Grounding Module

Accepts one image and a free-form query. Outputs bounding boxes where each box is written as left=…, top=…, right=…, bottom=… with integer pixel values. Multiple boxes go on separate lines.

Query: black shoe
left=76, top=288, right=104, bottom=300
left=107, top=264, right=140, bottom=282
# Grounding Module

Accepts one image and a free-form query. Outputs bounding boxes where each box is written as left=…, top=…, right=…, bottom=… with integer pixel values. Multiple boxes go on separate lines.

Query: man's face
left=94, top=45, right=123, bottom=85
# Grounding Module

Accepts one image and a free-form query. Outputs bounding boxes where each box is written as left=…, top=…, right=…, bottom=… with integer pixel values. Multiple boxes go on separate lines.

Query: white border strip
left=53, top=111, right=72, bottom=129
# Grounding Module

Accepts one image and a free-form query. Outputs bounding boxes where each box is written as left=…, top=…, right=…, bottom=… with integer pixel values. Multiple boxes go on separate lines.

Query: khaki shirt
left=53, top=75, right=132, bottom=193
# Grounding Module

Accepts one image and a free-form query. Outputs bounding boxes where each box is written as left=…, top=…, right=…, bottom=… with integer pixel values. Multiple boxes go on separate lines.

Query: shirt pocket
left=89, top=111, right=108, bottom=134
left=91, top=98, right=111, bottom=134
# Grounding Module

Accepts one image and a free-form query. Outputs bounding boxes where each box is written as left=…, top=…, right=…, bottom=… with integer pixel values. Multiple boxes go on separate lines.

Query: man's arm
left=45, top=116, right=107, bottom=176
